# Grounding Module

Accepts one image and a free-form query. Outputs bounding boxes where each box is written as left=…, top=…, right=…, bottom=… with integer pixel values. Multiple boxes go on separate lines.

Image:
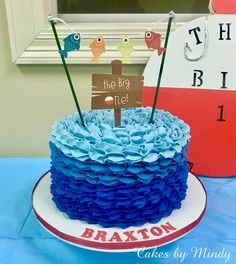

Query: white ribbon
left=48, top=12, right=175, bottom=40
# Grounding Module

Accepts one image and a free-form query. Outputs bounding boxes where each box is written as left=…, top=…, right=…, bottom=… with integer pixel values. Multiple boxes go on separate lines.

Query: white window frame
left=5, top=0, right=205, bottom=65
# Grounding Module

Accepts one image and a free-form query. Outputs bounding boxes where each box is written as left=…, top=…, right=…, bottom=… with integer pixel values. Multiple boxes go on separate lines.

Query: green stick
left=50, top=19, right=85, bottom=127
left=149, top=15, right=173, bottom=123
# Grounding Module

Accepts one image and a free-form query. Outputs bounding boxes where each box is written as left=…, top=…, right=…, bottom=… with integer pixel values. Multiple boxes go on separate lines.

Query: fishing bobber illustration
left=143, top=12, right=236, bottom=177
left=209, top=0, right=236, bottom=14
left=105, top=96, right=114, bottom=106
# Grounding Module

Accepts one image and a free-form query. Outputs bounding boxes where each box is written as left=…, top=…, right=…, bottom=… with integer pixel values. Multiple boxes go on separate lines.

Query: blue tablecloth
left=0, top=158, right=235, bottom=264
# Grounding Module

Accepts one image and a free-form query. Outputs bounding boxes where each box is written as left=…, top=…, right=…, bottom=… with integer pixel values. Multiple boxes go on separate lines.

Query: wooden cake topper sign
left=92, top=60, right=143, bottom=126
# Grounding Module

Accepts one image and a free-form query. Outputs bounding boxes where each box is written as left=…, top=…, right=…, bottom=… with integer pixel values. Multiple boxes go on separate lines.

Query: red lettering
left=161, top=222, right=177, bottom=233
left=137, top=228, right=150, bottom=240
left=81, top=228, right=94, bottom=239
left=150, top=226, right=163, bottom=237
left=123, top=230, right=138, bottom=242
left=94, top=230, right=107, bottom=241
left=108, top=232, right=123, bottom=242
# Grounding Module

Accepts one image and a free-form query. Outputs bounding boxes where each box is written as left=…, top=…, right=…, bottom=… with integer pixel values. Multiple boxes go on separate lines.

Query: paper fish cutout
left=145, top=31, right=166, bottom=56
left=117, top=37, right=134, bottom=64
left=89, top=36, right=106, bottom=63
left=209, top=0, right=236, bottom=14
left=59, top=33, right=81, bottom=58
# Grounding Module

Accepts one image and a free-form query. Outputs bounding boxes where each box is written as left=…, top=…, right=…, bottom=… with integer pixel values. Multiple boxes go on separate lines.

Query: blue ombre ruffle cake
left=50, top=107, right=190, bottom=228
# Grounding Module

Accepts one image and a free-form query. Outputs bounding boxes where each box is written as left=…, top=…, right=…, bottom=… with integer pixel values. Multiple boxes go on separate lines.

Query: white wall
left=0, top=1, right=144, bottom=157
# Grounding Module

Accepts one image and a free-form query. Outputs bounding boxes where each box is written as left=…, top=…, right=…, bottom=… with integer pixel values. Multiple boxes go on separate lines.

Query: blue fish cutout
left=59, top=33, right=81, bottom=58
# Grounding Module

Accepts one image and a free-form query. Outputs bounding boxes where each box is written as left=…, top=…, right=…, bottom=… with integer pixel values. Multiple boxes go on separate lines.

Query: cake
left=50, top=107, right=190, bottom=229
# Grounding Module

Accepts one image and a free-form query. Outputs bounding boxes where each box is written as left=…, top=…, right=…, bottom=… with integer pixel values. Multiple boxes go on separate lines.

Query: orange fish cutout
left=209, top=0, right=236, bottom=14
left=89, top=36, right=106, bottom=63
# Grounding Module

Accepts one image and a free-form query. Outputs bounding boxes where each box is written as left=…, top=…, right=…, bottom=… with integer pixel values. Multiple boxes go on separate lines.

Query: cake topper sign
left=92, top=60, right=143, bottom=126
left=92, top=74, right=142, bottom=108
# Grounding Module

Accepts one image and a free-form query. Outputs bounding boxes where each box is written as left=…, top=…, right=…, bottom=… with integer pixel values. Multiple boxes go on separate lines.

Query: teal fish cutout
left=117, top=37, right=134, bottom=64
left=59, top=33, right=81, bottom=58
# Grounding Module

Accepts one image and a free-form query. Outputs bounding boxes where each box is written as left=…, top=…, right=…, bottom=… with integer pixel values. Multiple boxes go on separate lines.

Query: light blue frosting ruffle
left=50, top=142, right=188, bottom=186
left=50, top=107, right=190, bottom=164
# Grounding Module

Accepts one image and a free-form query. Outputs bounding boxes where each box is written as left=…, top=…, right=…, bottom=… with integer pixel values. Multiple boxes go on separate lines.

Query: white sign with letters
left=144, top=15, right=236, bottom=91
left=143, top=14, right=236, bottom=177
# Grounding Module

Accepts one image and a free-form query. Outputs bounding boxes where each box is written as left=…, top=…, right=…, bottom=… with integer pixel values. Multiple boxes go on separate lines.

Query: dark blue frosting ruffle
left=50, top=142, right=188, bottom=228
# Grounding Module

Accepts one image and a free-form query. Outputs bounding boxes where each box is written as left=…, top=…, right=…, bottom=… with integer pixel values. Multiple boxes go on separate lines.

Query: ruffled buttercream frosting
left=50, top=107, right=190, bottom=228
left=50, top=151, right=188, bottom=228
left=50, top=107, right=190, bottom=164
left=50, top=142, right=187, bottom=186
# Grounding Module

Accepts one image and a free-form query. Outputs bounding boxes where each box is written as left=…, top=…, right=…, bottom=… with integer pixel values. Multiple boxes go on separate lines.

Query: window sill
left=19, top=22, right=183, bottom=64
left=5, top=0, right=185, bottom=65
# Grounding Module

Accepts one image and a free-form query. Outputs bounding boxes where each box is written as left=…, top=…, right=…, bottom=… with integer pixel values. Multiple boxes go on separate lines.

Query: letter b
left=81, top=228, right=94, bottom=238
left=192, top=70, right=203, bottom=87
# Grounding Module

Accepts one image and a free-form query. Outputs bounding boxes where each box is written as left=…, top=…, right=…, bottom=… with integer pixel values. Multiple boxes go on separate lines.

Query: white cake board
left=32, top=172, right=206, bottom=252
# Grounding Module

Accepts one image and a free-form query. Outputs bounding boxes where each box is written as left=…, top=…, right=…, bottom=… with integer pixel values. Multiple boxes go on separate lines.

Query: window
left=58, top=0, right=208, bottom=22
left=5, top=0, right=208, bottom=64
left=58, top=0, right=208, bottom=14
